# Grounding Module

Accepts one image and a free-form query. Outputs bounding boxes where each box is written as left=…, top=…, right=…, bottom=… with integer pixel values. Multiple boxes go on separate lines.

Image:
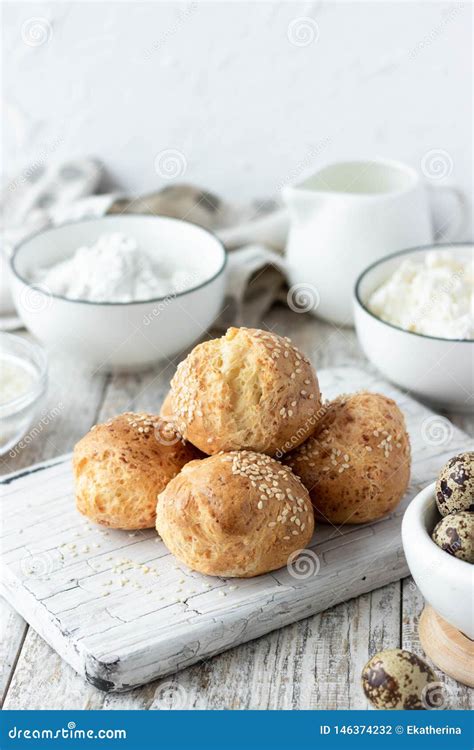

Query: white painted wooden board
left=1, top=367, right=470, bottom=693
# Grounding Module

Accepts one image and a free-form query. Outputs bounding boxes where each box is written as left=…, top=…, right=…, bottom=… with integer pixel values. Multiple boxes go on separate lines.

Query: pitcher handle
left=426, top=184, right=468, bottom=242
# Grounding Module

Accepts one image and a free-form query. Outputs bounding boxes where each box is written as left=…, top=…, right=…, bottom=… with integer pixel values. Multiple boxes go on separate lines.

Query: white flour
left=37, top=232, right=197, bottom=303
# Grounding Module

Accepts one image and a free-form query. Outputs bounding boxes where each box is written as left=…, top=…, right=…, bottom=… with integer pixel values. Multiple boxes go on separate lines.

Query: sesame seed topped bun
left=73, top=412, right=202, bottom=530
left=169, top=327, right=322, bottom=456
left=284, top=392, right=411, bottom=525
left=156, top=450, right=315, bottom=577
left=159, top=390, right=175, bottom=420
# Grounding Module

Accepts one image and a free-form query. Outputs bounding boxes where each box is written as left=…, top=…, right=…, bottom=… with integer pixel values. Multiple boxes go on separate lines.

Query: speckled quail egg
left=436, top=452, right=474, bottom=517
left=432, top=511, right=474, bottom=563
left=361, top=649, right=436, bottom=710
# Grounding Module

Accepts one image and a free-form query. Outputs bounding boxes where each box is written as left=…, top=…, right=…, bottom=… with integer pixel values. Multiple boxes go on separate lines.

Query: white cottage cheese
left=37, top=232, right=199, bottom=303
left=368, top=251, right=473, bottom=340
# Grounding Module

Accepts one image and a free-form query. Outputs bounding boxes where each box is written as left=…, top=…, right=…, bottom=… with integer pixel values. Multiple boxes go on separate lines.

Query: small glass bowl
left=0, top=333, right=48, bottom=457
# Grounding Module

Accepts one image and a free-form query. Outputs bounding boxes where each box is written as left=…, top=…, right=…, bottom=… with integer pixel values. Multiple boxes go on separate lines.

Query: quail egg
left=432, top=511, right=474, bottom=563
left=436, top=452, right=474, bottom=517
left=361, top=649, right=437, bottom=709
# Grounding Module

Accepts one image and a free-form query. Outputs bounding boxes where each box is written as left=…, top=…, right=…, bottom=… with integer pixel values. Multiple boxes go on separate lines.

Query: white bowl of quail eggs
left=402, top=451, right=474, bottom=640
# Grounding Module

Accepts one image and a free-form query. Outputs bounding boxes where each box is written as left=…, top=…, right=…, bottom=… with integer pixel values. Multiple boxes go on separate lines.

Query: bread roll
left=284, top=392, right=411, bottom=524
left=160, top=391, right=174, bottom=419
left=156, top=450, right=315, bottom=577
left=74, top=412, right=202, bottom=529
left=169, top=327, right=322, bottom=456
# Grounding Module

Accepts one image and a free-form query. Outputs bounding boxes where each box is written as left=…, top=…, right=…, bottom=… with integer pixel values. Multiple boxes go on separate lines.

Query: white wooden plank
left=0, top=341, right=108, bottom=706
left=0, top=598, right=27, bottom=705
left=4, top=312, right=473, bottom=709
left=1, top=367, right=470, bottom=693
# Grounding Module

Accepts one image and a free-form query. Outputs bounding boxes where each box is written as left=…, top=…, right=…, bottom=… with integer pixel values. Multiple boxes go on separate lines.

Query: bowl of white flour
left=354, top=243, right=473, bottom=412
left=10, top=215, right=227, bottom=371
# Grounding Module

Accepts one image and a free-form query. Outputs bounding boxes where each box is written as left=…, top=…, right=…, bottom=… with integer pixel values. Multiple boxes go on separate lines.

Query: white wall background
left=2, top=1, right=472, bottom=233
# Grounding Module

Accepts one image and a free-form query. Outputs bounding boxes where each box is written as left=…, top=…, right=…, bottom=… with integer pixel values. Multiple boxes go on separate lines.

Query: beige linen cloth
left=1, top=158, right=290, bottom=331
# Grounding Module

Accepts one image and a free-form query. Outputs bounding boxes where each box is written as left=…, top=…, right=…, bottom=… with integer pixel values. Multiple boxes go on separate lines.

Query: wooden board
left=0, top=367, right=469, bottom=693
left=419, top=606, right=474, bottom=688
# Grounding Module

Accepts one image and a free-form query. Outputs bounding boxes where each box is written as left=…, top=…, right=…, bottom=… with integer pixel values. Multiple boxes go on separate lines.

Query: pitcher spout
left=282, top=183, right=324, bottom=223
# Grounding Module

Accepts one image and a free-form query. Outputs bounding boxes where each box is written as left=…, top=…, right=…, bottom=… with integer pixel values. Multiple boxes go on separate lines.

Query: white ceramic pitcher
left=283, top=159, right=463, bottom=326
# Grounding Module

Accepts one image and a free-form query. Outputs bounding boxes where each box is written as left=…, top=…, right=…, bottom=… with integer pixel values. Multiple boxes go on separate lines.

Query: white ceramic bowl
left=0, top=333, right=48, bottom=455
left=402, top=482, right=473, bottom=639
left=10, top=215, right=227, bottom=372
left=354, top=243, right=473, bottom=412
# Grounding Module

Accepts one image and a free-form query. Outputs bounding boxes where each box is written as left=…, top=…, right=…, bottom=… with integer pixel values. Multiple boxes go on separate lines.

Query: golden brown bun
left=73, top=413, right=202, bottom=530
left=156, top=450, right=315, bottom=577
left=160, top=391, right=175, bottom=419
left=169, top=327, right=322, bottom=456
left=284, top=392, right=411, bottom=525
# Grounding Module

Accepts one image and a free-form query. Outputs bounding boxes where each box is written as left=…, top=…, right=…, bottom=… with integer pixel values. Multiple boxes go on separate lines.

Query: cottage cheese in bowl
left=368, top=251, right=473, bottom=340
left=354, top=244, right=473, bottom=411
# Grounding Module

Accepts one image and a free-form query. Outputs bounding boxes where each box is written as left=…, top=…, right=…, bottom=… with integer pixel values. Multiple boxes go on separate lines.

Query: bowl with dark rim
left=402, top=481, right=473, bottom=639
left=10, top=215, right=227, bottom=372
left=354, top=243, right=473, bottom=412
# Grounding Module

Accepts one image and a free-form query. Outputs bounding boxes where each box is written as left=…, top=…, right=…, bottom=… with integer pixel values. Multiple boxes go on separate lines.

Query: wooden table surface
left=1, top=306, right=472, bottom=710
